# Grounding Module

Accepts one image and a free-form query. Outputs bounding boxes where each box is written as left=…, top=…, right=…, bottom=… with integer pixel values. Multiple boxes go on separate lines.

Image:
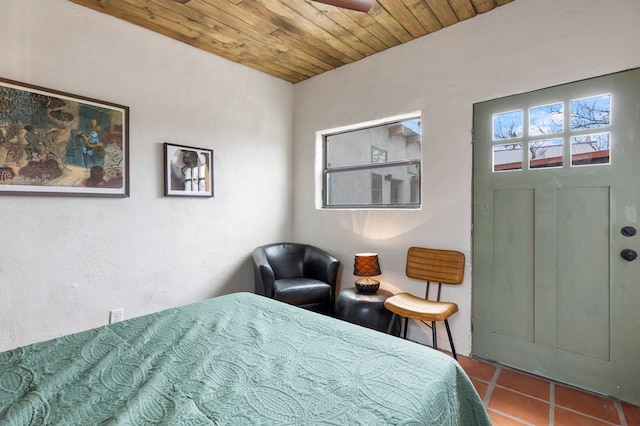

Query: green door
left=472, top=68, right=640, bottom=405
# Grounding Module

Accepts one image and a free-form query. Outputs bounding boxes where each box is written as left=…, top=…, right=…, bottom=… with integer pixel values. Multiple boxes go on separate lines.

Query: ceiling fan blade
left=312, top=0, right=373, bottom=13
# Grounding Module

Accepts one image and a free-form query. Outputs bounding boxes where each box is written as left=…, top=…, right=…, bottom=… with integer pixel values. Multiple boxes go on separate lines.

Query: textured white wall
left=0, top=0, right=293, bottom=352
left=292, top=0, right=640, bottom=355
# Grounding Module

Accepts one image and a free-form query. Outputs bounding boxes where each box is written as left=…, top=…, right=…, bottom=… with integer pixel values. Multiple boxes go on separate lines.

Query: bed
left=0, top=292, right=490, bottom=425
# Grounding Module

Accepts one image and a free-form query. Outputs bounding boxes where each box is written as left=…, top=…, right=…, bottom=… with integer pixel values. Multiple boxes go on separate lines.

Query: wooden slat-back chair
left=384, top=247, right=465, bottom=359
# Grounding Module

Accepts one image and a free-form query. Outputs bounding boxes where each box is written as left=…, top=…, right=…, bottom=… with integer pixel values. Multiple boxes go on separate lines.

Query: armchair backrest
left=253, top=242, right=340, bottom=289
left=262, top=243, right=307, bottom=279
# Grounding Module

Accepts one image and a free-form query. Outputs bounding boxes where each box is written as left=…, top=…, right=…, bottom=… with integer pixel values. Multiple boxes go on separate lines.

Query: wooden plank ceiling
left=68, top=0, right=514, bottom=83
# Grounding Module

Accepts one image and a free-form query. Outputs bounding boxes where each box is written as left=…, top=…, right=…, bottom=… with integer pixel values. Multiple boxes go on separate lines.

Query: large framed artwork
left=0, top=77, right=129, bottom=197
left=164, top=143, right=214, bottom=197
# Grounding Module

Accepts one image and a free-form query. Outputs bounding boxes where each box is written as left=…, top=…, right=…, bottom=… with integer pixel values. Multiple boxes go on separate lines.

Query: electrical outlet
left=109, top=308, right=123, bottom=324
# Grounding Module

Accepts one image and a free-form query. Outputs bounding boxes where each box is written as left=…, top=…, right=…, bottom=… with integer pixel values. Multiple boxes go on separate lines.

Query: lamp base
left=355, top=278, right=380, bottom=294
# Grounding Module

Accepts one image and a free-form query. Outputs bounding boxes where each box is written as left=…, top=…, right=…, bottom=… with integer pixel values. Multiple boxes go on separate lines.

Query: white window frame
left=316, top=112, right=421, bottom=210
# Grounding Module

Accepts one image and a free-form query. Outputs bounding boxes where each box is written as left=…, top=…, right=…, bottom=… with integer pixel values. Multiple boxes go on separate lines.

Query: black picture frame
left=164, top=143, right=214, bottom=197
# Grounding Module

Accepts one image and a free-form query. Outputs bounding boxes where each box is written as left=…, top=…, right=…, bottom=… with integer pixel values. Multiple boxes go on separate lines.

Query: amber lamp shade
left=353, top=253, right=381, bottom=293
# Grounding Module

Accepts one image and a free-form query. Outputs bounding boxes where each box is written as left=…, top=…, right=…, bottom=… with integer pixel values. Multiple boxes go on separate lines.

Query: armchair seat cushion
left=273, top=278, right=332, bottom=306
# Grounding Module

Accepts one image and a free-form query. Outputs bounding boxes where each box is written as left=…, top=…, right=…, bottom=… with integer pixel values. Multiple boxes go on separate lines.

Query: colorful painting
left=0, top=77, right=129, bottom=197
left=164, top=143, right=213, bottom=197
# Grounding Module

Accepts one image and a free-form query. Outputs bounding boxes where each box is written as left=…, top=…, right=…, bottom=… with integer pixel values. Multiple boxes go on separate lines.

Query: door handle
left=620, top=249, right=638, bottom=261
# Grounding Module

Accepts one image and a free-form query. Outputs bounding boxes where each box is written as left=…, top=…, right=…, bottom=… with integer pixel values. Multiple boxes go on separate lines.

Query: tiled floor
left=457, top=356, right=640, bottom=426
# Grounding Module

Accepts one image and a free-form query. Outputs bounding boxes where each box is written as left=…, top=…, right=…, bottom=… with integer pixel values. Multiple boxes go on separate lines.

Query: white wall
left=292, top=0, right=640, bottom=355
left=0, top=0, right=294, bottom=352
left=4, top=0, right=639, bottom=357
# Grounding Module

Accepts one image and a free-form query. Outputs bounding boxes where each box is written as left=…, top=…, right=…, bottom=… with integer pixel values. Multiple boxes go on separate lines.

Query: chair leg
left=431, top=321, right=438, bottom=350
left=403, top=317, right=409, bottom=339
left=444, top=319, right=457, bottom=360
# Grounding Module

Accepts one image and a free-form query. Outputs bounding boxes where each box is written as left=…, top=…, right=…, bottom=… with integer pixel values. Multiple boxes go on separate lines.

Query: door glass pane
left=571, top=133, right=610, bottom=166
left=493, top=143, right=522, bottom=171
left=529, top=138, right=563, bottom=169
left=571, top=94, right=611, bottom=130
left=493, top=110, right=523, bottom=140
left=529, top=103, right=563, bottom=136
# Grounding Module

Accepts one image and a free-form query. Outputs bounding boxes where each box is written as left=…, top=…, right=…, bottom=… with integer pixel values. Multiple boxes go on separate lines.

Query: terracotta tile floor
left=457, top=356, right=640, bottom=426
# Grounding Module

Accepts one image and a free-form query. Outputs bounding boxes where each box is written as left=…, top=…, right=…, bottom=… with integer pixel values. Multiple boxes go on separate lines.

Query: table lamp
left=354, top=253, right=381, bottom=294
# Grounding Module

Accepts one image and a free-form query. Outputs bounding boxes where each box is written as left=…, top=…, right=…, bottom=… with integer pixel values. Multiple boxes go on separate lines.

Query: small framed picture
left=164, top=143, right=213, bottom=197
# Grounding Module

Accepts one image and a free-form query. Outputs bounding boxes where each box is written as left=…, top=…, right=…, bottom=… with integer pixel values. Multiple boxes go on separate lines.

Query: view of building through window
left=322, top=117, right=421, bottom=208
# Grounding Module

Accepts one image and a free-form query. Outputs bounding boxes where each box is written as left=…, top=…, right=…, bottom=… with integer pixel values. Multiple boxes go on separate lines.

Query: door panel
left=473, top=68, right=640, bottom=405
left=492, top=189, right=535, bottom=342
left=556, top=187, right=610, bottom=360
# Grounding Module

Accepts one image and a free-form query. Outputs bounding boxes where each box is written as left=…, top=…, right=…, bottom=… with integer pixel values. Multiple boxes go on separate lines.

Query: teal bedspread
left=0, top=292, right=490, bottom=425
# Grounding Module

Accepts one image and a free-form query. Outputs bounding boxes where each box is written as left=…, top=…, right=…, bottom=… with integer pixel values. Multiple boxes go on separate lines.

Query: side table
left=334, top=287, right=400, bottom=336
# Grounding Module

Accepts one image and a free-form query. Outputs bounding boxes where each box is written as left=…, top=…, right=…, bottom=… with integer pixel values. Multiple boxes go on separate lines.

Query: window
left=322, top=116, right=421, bottom=208
left=371, top=146, right=387, bottom=163
left=492, top=95, right=612, bottom=172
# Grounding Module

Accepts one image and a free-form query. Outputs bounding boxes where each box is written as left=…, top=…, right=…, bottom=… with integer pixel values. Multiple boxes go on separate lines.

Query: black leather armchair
left=252, top=243, right=341, bottom=314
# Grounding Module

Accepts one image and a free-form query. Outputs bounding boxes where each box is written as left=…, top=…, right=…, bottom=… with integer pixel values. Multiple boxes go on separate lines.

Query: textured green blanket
left=0, top=292, right=490, bottom=425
